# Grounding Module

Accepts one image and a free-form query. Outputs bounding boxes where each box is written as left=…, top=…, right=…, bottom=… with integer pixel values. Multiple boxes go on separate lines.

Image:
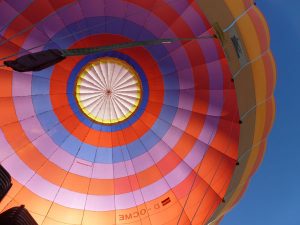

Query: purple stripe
left=26, top=173, right=59, bottom=201
left=55, top=188, right=86, bottom=209
left=5, top=0, right=32, bottom=12
left=12, top=73, right=32, bottom=96
left=20, top=116, right=44, bottom=140
left=50, top=150, right=74, bottom=171
left=56, top=3, right=85, bottom=26
left=70, top=159, right=93, bottom=177
left=149, top=141, right=171, bottom=163
left=32, top=133, right=58, bottom=158
left=177, top=89, right=195, bottom=110
left=0, top=0, right=32, bottom=36
left=166, top=46, right=191, bottom=71
left=0, top=2, right=19, bottom=33
left=177, top=68, right=196, bottom=89
left=172, top=106, right=192, bottom=130
left=78, top=0, right=105, bottom=18
left=36, top=14, right=65, bottom=43
left=115, top=192, right=138, bottom=209
left=180, top=4, right=208, bottom=35
left=168, top=0, right=190, bottom=15
left=92, top=163, right=113, bottom=179
left=2, top=153, right=34, bottom=185
left=22, top=27, right=49, bottom=53
left=14, top=97, right=36, bottom=121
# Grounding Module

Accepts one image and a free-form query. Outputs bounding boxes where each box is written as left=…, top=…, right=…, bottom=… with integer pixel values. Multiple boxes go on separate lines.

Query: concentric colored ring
left=75, top=57, right=142, bottom=125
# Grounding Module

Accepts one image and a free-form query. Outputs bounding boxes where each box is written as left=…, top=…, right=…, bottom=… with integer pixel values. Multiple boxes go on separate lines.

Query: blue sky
left=221, top=1, right=300, bottom=225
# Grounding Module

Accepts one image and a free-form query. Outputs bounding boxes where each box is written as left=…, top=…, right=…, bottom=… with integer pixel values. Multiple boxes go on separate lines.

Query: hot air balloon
left=0, top=0, right=276, bottom=225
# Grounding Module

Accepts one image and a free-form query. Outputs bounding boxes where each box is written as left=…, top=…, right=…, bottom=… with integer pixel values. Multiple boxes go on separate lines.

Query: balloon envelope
left=0, top=1, right=275, bottom=225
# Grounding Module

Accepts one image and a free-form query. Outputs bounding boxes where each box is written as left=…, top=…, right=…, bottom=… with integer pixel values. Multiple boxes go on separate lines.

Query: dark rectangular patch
left=161, top=197, right=171, bottom=206
left=231, top=35, right=243, bottom=58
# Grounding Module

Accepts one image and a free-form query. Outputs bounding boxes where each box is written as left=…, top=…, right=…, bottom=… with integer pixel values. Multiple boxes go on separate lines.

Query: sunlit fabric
left=0, top=0, right=275, bottom=225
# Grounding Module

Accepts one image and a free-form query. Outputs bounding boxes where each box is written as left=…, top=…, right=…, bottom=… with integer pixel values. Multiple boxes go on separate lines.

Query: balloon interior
left=0, top=1, right=276, bottom=225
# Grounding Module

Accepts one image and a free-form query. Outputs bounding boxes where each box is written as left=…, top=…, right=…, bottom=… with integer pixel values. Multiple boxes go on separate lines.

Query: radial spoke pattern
left=75, top=57, right=142, bottom=124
